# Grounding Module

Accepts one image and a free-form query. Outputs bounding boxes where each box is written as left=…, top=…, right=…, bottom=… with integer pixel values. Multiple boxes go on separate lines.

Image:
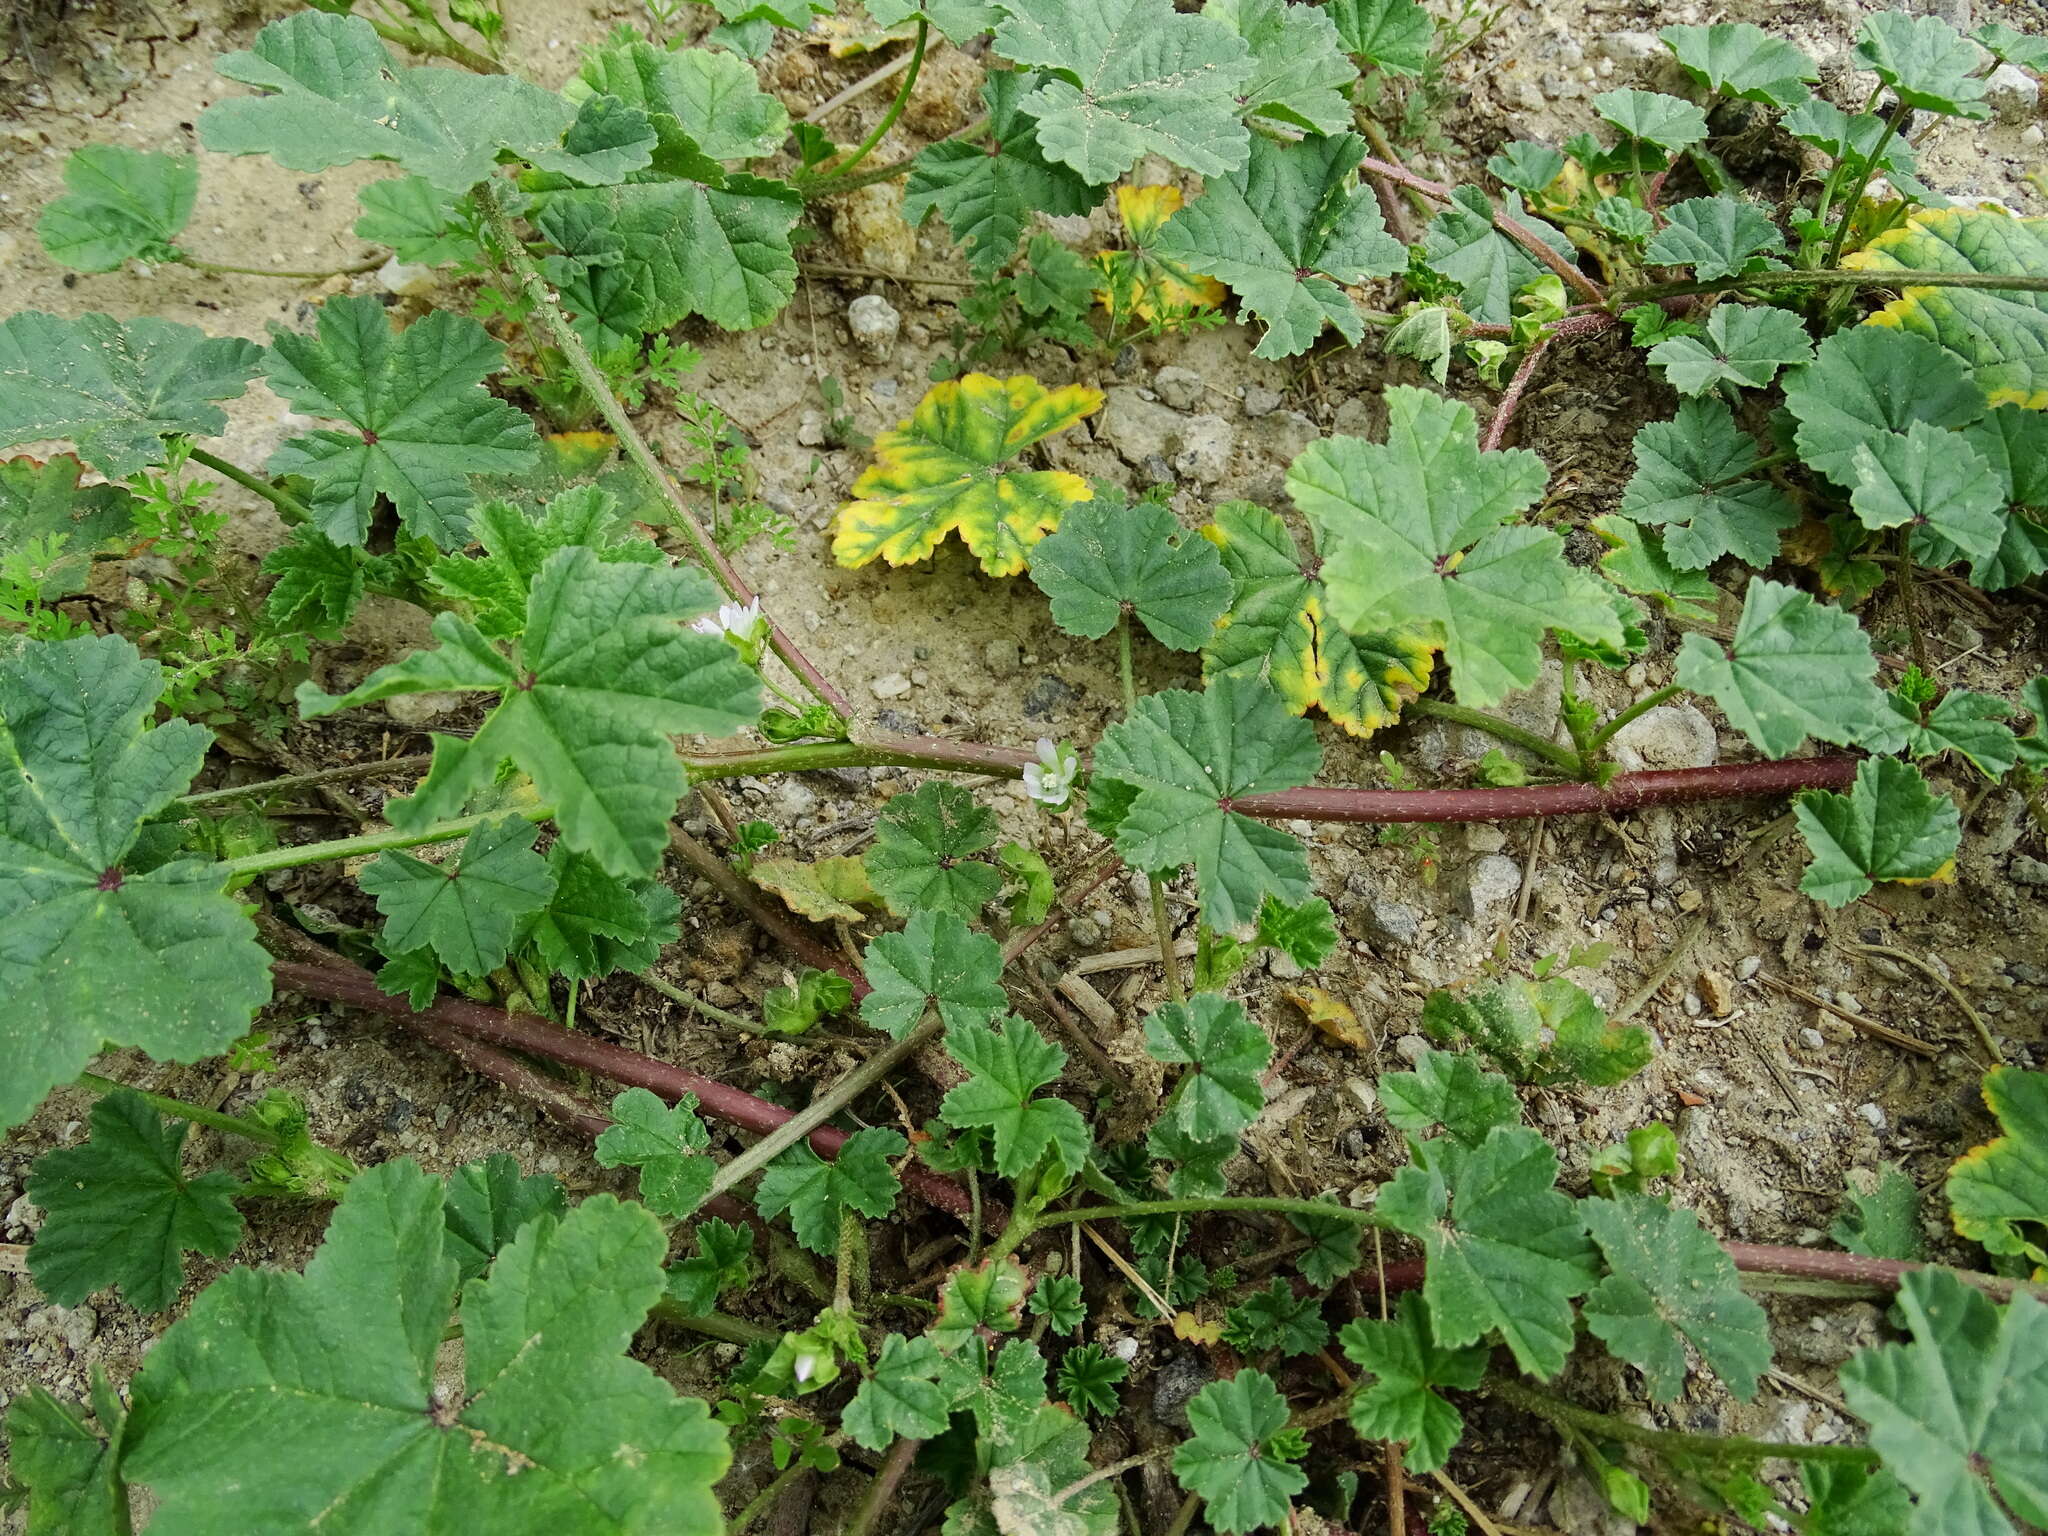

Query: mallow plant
left=1, top=3, right=2046, bottom=1534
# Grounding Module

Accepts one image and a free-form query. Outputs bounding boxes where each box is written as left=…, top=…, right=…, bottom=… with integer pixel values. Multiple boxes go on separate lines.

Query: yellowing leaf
left=1094, top=185, right=1225, bottom=324
left=1284, top=986, right=1372, bottom=1051
left=832, top=373, right=1101, bottom=577
left=751, top=856, right=879, bottom=922
left=1173, top=1310, right=1223, bottom=1345
left=1845, top=205, right=2048, bottom=408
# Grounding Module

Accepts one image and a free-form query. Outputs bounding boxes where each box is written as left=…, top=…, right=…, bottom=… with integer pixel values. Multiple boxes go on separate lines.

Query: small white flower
left=1022, top=737, right=1079, bottom=809
left=792, top=1351, right=817, bottom=1385
left=695, top=598, right=769, bottom=660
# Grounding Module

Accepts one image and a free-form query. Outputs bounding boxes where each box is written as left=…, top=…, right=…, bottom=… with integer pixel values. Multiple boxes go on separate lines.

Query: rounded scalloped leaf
left=831, top=373, right=1102, bottom=577
left=1845, top=206, right=2048, bottom=409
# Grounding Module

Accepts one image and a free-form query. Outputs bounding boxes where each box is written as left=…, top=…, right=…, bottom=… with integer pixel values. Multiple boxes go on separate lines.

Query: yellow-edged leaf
left=831, top=373, right=1102, bottom=577
left=1201, top=500, right=1434, bottom=739
left=751, top=855, right=880, bottom=922
left=1845, top=205, right=2048, bottom=409
left=1094, top=185, right=1225, bottom=323
left=1283, top=986, right=1372, bottom=1051
left=1173, top=1310, right=1224, bottom=1345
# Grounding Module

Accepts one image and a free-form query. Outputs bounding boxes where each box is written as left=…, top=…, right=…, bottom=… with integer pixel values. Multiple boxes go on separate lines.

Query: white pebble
left=1856, top=1102, right=1886, bottom=1130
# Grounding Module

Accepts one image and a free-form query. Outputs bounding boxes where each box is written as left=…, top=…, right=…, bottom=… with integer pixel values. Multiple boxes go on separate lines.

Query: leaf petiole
left=74, top=1071, right=283, bottom=1146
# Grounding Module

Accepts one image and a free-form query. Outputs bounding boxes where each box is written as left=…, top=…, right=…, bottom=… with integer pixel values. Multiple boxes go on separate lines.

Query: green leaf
left=359, top=816, right=555, bottom=977
left=1619, top=398, right=1798, bottom=569
left=1423, top=978, right=1651, bottom=1088
left=1830, top=1162, right=1923, bottom=1262
left=1288, top=1199, right=1364, bottom=1288
left=1594, top=87, right=1709, bottom=160
left=938, top=1014, right=1091, bottom=1179
left=865, top=0, right=1002, bottom=45
left=831, top=372, right=1102, bottom=578
left=1201, top=499, right=1434, bottom=740
left=0, top=454, right=137, bottom=597
left=1380, top=1049, right=1521, bottom=1149
left=264, top=526, right=367, bottom=632
left=1588, top=514, right=1718, bottom=625
left=762, top=968, right=856, bottom=1036
left=751, top=854, right=877, bottom=923
left=865, top=781, right=1003, bottom=919
left=1293, top=385, right=1619, bottom=708
left=0, top=635, right=271, bottom=1132
left=1223, top=1278, right=1328, bottom=1358
left=1056, top=1342, right=1127, bottom=1416
left=1091, top=673, right=1320, bottom=931
left=1644, top=196, right=1786, bottom=280
left=999, top=842, right=1056, bottom=927
left=4, top=1373, right=128, bottom=1536
left=534, top=173, right=804, bottom=335
left=1783, top=326, right=1985, bottom=486
left=354, top=175, right=475, bottom=266
left=1802, top=1462, right=1915, bottom=1536
left=123, top=1161, right=729, bottom=1533
left=1848, top=422, right=2005, bottom=566
left=1852, top=11, right=1990, bottom=118
left=1844, top=207, right=2048, bottom=412
left=1882, top=685, right=2017, bottom=780
left=1155, top=130, right=1405, bottom=360
left=570, top=37, right=789, bottom=164
left=932, top=1255, right=1030, bottom=1353
left=1946, top=1066, right=2048, bottom=1268
left=263, top=294, right=539, bottom=548
left=1675, top=577, right=1889, bottom=758
left=1028, top=489, right=1231, bottom=650
left=1338, top=1295, right=1488, bottom=1472
left=300, top=547, right=760, bottom=878
left=524, top=843, right=677, bottom=983
left=1252, top=893, right=1338, bottom=968
left=1794, top=758, right=1959, bottom=907
left=1647, top=304, right=1812, bottom=395
left=1488, top=141, right=1567, bottom=195
left=904, top=71, right=1098, bottom=278
left=442, top=1153, right=569, bottom=1282
left=1326, top=0, right=1433, bottom=75
left=1143, top=994, right=1270, bottom=1141
left=1209, top=0, right=1356, bottom=134
left=1581, top=1193, right=1770, bottom=1402
left=755, top=1127, right=904, bottom=1255
left=593, top=1087, right=715, bottom=1221
left=1376, top=1125, right=1597, bottom=1378
left=665, top=1216, right=753, bottom=1315
left=993, top=0, right=1253, bottom=184
left=844, top=1334, right=950, bottom=1451
left=1029, top=1273, right=1087, bottom=1334
left=1172, top=1371, right=1308, bottom=1536
left=1593, top=196, right=1655, bottom=242
left=1976, top=21, right=2048, bottom=74
left=1924, top=404, right=2048, bottom=590
left=431, top=487, right=663, bottom=639
left=1419, top=186, right=1573, bottom=325
left=25, top=1089, right=243, bottom=1313
left=199, top=11, right=646, bottom=190
left=0, top=311, right=262, bottom=479
left=859, top=908, right=1007, bottom=1039
left=1659, top=22, right=1816, bottom=107
left=38, top=145, right=196, bottom=272
left=1840, top=1268, right=2048, bottom=1535
left=1146, top=1121, right=1237, bottom=1198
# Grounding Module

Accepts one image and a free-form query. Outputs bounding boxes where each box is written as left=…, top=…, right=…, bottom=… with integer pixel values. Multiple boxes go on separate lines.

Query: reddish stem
left=1358, top=154, right=1606, bottom=306
left=1483, top=335, right=1553, bottom=453
left=270, top=958, right=971, bottom=1218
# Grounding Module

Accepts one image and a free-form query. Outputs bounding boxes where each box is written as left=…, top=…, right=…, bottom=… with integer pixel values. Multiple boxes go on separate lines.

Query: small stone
left=1098, top=385, right=1184, bottom=466
left=1171, top=414, right=1235, bottom=484
left=1856, top=1102, right=1886, bottom=1130
left=1682, top=989, right=1702, bottom=1017
left=1736, top=954, right=1761, bottom=981
left=869, top=672, right=913, bottom=700
left=6, top=1193, right=43, bottom=1235
left=846, top=293, right=902, bottom=360
left=981, top=638, right=1020, bottom=675
left=2023, top=123, right=2045, bottom=148
left=2007, top=962, right=2046, bottom=987
left=1800, top=1027, right=1826, bottom=1050
left=1344, top=1078, right=1378, bottom=1114
left=382, top=690, right=463, bottom=726
left=1150, top=1353, right=1215, bottom=1431
left=1698, top=969, right=1733, bottom=1016
left=1242, top=384, right=1283, bottom=417
left=60, top=1305, right=98, bottom=1351
left=2010, top=853, right=2048, bottom=888
left=1455, top=853, right=1522, bottom=919
left=374, top=256, right=438, bottom=299
left=1985, top=62, right=2039, bottom=124
left=1608, top=704, right=1719, bottom=772
left=1393, top=1033, right=1432, bottom=1066
left=1066, top=916, right=1105, bottom=948
left=1464, top=825, right=1507, bottom=855
left=1153, top=366, right=1204, bottom=411
left=796, top=409, right=828, bottom=447
left=1022, top=673, right=1080, bottom=720
left=1343, top=879, right=1422, bottom=950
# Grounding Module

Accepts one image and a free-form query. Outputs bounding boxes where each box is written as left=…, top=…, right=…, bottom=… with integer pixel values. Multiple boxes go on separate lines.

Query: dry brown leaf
left=1283, top=987, right=1371, bottom=1051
